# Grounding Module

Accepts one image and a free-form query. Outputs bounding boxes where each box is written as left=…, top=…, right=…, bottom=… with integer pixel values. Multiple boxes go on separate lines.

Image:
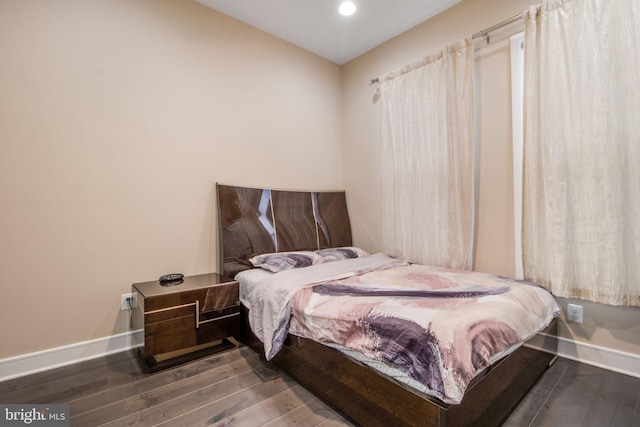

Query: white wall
left=0, top=0, right=343, bottom=359
left=342, top=0, right=640, bottom=362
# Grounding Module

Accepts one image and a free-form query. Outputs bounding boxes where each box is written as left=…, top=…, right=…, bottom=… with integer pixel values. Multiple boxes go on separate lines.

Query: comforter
left=247, top=253, right=559, bottom=404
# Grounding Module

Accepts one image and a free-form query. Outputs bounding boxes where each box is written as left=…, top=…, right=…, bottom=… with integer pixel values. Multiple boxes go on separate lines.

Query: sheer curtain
left=522, top=0, right=640, bottom=306
left=379, top=39, right=474, bottom=268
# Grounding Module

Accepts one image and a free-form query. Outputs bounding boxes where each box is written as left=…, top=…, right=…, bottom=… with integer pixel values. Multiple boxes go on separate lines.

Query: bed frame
left=217, top=184, right=558, bottom=427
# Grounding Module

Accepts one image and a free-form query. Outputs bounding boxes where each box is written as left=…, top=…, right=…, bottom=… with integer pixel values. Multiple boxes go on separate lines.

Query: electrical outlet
left=567, top=303, right=583, bottom=323
left=121, top=293, right=137, bottom=311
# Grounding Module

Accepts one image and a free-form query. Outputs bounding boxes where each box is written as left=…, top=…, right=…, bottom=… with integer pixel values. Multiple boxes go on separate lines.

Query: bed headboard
left=216, top=184, right=353, bottom=277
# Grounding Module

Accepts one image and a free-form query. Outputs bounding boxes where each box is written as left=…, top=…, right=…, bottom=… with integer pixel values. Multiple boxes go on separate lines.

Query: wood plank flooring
left=1, top=343, right=638, bottom=426
left=505, top=357, right=640, bottom=427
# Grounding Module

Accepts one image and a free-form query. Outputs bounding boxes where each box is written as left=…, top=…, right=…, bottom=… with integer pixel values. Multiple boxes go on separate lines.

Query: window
left=510, top=32, right=524, bottom=280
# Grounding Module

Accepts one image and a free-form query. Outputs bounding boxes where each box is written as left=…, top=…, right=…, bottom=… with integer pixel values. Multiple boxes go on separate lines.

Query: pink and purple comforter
left=247, top=253, right=559, bottom=404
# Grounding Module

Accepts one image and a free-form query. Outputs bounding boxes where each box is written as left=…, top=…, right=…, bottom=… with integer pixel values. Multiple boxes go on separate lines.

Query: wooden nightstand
left=131, top=273, right=240, bottom=372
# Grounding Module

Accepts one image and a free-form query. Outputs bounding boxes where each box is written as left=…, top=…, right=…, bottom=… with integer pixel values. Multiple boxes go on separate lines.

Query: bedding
left=314, top=246, right=369, bottom=261
left=249, top=247, right=370, bottom=272
left=249, top=251, right=323, bottom=272
left=245, top=253, right=559, bottom=404
left=237, top=266, right=439, bottom=399
left=237, top=268, right=272, bottom=306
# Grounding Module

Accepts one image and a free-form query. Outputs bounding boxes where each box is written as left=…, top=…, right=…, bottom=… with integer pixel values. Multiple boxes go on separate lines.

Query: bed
left=217, top=184, right=559, bottom=427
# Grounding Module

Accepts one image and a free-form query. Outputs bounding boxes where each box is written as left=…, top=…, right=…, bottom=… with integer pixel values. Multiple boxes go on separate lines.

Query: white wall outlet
left=567, top=303, right=583, bottom=324
left=121, top=293, right=137, bottom=311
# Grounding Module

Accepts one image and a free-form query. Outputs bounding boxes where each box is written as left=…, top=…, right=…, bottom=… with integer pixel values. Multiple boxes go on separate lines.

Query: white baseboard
left=526, top=333, right=640, bottom=379
left=1, top=330, right=638, bottom=383
left=557, top=336, right=640, bottom=378
left=0, top=330, right=143, bottom=382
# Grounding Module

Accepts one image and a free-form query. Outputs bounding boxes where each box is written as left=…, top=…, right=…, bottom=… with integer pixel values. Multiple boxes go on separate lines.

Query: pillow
left=314, top=247, right=370, bottom=262
left=249, top=251, right=323, bottom=273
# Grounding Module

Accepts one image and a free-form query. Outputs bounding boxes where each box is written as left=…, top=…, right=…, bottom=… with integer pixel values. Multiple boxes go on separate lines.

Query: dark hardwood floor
left=1, top=342, right=638, bottom=426
left=505, top=356, right=640, bottom=427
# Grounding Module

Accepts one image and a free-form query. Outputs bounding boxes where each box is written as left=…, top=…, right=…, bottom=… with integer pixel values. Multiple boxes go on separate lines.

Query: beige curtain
left=522, top=0, right=640, bottom=306
left=379, top=39, right=474, bottom=268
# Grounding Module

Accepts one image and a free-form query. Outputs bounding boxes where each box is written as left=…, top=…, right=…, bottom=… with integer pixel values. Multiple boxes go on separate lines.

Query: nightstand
left=131, top=273, right=240, bottom=372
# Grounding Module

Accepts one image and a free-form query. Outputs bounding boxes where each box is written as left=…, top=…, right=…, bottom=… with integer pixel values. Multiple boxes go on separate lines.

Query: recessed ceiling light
left=338, top=1, right=356, bottom=16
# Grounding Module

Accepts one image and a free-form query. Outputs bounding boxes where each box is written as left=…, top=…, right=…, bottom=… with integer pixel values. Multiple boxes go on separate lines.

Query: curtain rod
left=472, top=12, right=523, bottom=44
left=369, top=11, right=523, bottom=85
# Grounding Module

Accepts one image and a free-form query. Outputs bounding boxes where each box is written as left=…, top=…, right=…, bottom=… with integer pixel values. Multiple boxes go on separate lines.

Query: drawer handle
left=198, top=312, right=240, bottom=326
left=145, top=302, right=196, bottom=315
left=195, top=300, right=199, bottom=329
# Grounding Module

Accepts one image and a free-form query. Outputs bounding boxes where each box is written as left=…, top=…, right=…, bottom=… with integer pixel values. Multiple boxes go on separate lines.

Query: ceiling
left=194, top=0, right=462, bottom=65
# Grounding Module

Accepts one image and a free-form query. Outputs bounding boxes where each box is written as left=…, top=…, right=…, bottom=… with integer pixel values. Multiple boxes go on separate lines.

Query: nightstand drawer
left=144, top=282, right=239, bottom=315
left=145, top=308, right=240, bottom=355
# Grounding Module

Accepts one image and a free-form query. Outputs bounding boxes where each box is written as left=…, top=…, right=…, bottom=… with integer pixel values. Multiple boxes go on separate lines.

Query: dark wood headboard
left=216, top=184, right=352, bottom=277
